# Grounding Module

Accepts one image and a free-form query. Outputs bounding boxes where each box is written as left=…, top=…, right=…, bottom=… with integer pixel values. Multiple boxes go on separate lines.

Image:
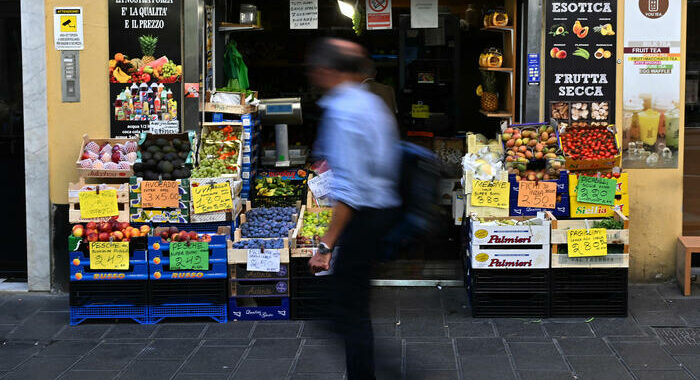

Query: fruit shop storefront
left=20, top=0, right=687, bottom=323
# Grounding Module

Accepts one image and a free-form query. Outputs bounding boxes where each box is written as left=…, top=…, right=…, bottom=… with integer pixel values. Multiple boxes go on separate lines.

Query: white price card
left=149, top=120, right=180, bottom=134
left=308, top=171, right=332, bottom=198
left=247, top=249, right=281, bottom=272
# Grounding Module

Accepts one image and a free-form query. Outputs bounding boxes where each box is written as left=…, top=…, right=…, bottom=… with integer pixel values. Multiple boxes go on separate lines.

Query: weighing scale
left=258, top=98, right=303, bottom=168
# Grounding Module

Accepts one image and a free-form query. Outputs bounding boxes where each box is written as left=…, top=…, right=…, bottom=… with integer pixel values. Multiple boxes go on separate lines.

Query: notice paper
left=290, top=0, right=318, bottom=29
left=141, top=180, right=180, bottom=208
left=169, top=242, right=209, bottom=270
left=471, top=180, right=509, bottom=209
left=410, top=0, right=437, bottom=28
left=518, top=181, right=557, bottom=209
left=79, top=189, right=119, bottom=219
left=307, top=171, right=332, bottom=198
left=247, top=249, right=281, bottom=273
left=89, top=241, right=129, bottom=270
left=567, top=228, right=608, bottom=257
left=191, top=182, right=233, bottom=214
left=576, top=176, right=617, bottom=206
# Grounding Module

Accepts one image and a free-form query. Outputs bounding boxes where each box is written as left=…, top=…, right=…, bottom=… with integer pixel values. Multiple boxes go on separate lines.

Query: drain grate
left=655, top=328, right=700, bottom=346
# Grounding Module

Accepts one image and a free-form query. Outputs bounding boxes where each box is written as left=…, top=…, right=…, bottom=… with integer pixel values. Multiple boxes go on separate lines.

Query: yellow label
left=411, top=104, right=430, bottom=118
left=567, top=228, right=607, bottom=257
left=60, top=15, right=77, bottom=31
left=475, top=253, right=489, bottom=262
left=471, top=180, right=509, bottom=209
left=89, top=242, right=129, bottom=270
left=191, top=182, right=233, bottom=214
left=474, top=229, right=488, bottom=239
left=79, top=189, right=119, bottom=219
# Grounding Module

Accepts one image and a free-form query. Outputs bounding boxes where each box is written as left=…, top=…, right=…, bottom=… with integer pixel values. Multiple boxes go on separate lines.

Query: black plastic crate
left=291, top=297, right=333, bottom=320
left=149, top=279, right=228, bottom=305
left=470, top=291, right=550, bottom=318
left=468, top=268, right=550, bottom=292
left=550, top=290, right=628, bottom=317
left=70, top=280, right=149, bottom=307
left=551, top=268, right=628, bottom=292
left=253, top=196, right=302, bottom=208
left=291, top=277, right=332, bottom=299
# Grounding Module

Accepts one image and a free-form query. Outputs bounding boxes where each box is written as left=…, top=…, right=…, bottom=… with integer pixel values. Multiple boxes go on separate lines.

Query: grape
left=192, top=128, right=242, bottom=177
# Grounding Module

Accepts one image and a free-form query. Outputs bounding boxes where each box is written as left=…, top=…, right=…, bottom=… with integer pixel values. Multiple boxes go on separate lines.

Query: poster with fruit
left=545, top=1, right=617, bottom=131
left=109, top=0, right=182, bottom=138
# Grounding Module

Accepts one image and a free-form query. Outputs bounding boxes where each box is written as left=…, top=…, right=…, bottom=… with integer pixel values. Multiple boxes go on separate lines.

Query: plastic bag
left=221, top=40, right=249, bottom=91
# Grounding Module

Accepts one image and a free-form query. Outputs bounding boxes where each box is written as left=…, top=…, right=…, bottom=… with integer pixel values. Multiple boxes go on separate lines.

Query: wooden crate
left=201, top=90, right=258, bottom=115
left=290, top=205, right=332, bottom=258
left=75, top=134, right=136, bottom=178
left=189, top=177, right=243, bottom=223
left=197, top=123, right=245, bottom=180
left=68, top=180, right=130, bottom=223
left=227, top=238, right=291, bottom=265
left=464, top=171, right=510, bottom=218
left=466, top=133, right=504, bottom=154
left=546, top=209, right=629, bottom=268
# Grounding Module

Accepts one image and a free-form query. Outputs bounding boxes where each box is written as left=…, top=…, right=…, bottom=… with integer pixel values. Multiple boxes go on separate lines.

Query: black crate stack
left=290, top=256, right=333, bottom=320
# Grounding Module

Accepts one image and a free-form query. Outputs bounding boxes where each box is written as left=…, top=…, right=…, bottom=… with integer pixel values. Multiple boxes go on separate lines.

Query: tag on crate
left=89, top=241, right=129, bottom=270
left=79, top=189, right=119, bottom=219
left=411, top=104, right=429, bottom=118
left=141, top=180, right=179, bottom=208
left=576, top=176, right=616, bottom=206
left=169, top=242, right=209, bottom=270
left=247, top=249, right=281, bottom=273
left=191, top=182, right=233, bottom=214
left=471, top=180, right=509, bottom=209
left=518, top=181, right=556, bottom=209
left=567, top=228, right=607, bottom=257
left=308, top=171, right=332, bottom=198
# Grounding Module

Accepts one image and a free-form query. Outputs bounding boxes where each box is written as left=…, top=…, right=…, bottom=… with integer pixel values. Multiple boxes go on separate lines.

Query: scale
left=258, top=98, right=303, bottom=168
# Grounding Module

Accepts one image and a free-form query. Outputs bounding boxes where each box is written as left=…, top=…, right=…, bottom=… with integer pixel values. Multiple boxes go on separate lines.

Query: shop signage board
left=54, top=7, right=84, bottom=50
left=290, top=0, right=318, bottom=30
left=544, top=1, right=617, bottom=128
left=169, top=242, right=209, bottom=270
left=576, top=176, right=616, bottom=205
left=89, top=242, right=130, bottom=270
left=622, top=0, right=682, bottom=169
left=567, top=228, right=608, bottom=257
left=366, top=0, right=392, bottom=30
left=410, top=0, right=437, bottom=28
left=108, top=0, right=183, bottom=137
left=79, top=189, right=119, bottom=219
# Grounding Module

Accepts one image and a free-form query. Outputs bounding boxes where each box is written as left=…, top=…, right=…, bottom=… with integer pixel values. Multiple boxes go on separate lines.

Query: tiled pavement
left=2, top=284, right=700, bottom=379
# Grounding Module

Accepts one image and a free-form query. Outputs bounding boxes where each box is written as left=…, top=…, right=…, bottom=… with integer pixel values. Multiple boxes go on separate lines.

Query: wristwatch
left=318, top=242, right=332, bottom=255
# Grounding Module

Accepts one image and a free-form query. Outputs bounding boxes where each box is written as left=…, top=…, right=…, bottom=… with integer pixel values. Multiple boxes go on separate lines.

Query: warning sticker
left=54, top=7, right=83, bottom=50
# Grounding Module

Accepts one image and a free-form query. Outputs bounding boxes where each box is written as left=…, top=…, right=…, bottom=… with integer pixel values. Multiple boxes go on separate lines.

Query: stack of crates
left=467, top=216, right=551, bottom=318
left=212, top=113, right=261, bottom=200
left=290, top=254, right=333, bottom=320
left=146, top=228, right=229, bottom=323
left=69, top=236, right=150, bottom=325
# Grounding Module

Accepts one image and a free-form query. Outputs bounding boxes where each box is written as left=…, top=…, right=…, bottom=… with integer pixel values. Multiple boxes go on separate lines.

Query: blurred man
left=361, top=60, right=398, bottom=118
left=307, top=38, right=401, bottom=380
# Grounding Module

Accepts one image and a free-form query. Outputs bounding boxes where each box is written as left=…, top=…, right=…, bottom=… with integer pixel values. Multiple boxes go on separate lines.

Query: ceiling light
left=337, top=0, right=356, bottom=19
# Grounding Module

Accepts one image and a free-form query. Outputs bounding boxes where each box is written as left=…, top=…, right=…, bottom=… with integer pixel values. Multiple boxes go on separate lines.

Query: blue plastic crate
left=228, top=297, right=290, bottom=321
left=147, top=236, right=228, bottom=280
left=70, top=304, right=150, bottom=326
left=148, top=303, right=227, bottom=324
left=70, top=250, right=148, bottom=282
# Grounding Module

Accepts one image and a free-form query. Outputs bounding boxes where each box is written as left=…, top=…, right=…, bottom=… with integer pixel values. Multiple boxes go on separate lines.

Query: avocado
left=179, top=143, right=191, bottom=153
left=172, top=159, right=184, bottom=168
left=159, top=161, right=174, bottom=173
left=133, top=162, right=144, bottom=172
left=144, top=170, right=157, bottom=180
left=153, top=152, right=164, bottom=162
left=162, top=145, right=175, bottom=153
left=177, top=151, right=188, bottom=159
left=163, top=152, right=178, bottom=162
left=161, top=173, right=173, bottom=180
left=145, top=159, right=157, bottom=169
left=141, top=151, right=152, bottom=161
left=155, top=138, right=168, bottom=147
left=147, top=145, right=160, bottom=154
left=172, top=169, right=183, bottom=179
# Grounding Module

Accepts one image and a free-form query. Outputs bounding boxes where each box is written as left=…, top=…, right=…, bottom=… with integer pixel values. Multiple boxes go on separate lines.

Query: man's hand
left=309, top=252, right=332, bottom=273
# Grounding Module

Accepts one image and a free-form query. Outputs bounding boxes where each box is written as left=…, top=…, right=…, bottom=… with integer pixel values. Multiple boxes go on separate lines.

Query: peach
left=130, top=229, right=141, bottom=238
left=86, top=221, right=97, bottom=230
left=189, top=231, right=198, bottom=241
left=112, top=230, right=124, bottom=241
left=72, top=227, right=84, bottom=238
left=98, top=232, right=110, bottom=242
left=140, top=225, right=151, bottom=235
left=87, top=231, right=99, bottom=242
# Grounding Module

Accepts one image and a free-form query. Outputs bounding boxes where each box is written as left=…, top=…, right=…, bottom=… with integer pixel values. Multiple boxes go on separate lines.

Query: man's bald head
left=306, top=37, right=368, bottom=74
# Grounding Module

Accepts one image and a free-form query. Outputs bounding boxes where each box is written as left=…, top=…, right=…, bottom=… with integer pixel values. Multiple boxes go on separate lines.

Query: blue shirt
left=315, top=83, right=401, bottom=209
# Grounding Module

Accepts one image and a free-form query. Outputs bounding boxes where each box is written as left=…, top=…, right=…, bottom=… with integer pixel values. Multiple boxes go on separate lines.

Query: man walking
left=307, top=38, right=401, bottom=380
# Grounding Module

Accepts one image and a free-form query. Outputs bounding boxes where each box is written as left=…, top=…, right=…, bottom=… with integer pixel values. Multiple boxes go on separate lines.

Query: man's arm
left=309, top=201, right=353, bottom=273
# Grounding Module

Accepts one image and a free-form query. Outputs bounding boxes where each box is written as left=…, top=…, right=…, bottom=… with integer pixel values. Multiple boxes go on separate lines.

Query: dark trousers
left=331, top=207, right=399, bottom=380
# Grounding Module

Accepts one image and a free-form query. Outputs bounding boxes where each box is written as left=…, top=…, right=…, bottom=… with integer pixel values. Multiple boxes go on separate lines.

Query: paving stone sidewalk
left=2, top=283, right=700, bottom=379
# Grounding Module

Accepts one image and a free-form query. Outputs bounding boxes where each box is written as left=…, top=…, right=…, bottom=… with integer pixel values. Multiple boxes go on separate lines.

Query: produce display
left=133, top=137, right=191, bottom=180
left=72, top=218, right=148, bottom=243
left=478, top=48, right=503, bottom=68
left=592, top=217, right=625, bottom=230
left=109, top=35, right=182, bottom=84
left=256, top=177, right=301, bottom=197
left=79, top=140, right=138, bottom=170
left=477, top=71, right=499, bottom=112
left=502, top=125, right=564, bottom=180
left=232, top=239, right=285, bottom=249
left=297, top=209, right=332, bottom=246
left=560, top=126, right=619, bottom=161
left=241, top=207, right=297, bottom=238
left=192, top=127, right=241, bottom=178
left=155, top=226, right=213, bottom=243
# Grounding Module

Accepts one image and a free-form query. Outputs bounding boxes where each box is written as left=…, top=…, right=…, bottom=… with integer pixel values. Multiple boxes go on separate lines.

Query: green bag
left=221, top=40, right=249, bottom=91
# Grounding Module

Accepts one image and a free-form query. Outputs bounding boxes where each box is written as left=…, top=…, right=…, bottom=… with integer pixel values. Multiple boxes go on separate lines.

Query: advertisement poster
left=108, top=0, right=182, bottom=138
left=366, top=0, right=392, bottom=30
left=545, top=1, right=617, bottom=133
left=622, top=0, right=682, bottom=169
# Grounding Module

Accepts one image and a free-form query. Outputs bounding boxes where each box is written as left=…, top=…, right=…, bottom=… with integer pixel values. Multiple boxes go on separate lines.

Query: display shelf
left=479, top=109, right=513, bottom=118
left=217, top=23, right=263, bottom=32
left=479, top=67, right=514, bottom=73
left=481, top=25, right=514, bottom=32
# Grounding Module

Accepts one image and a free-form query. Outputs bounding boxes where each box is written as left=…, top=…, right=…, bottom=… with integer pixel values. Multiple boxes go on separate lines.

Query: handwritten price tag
left=411, top=104, right=430, bottom=118
left=79, top=189, right=119, bottom=219
left=247, top=249, right=281, bottom=273
left=518, top=181, right=557, bottom=209
left=308, top=171, right=332, bottom=198
left=89, top=241, right=129, bottom=270
left=576, top=176, right=616, bottom=206
left=471, top=180, right=509, bottom=209
left=567, top=228, right=607, bottom=257
left=191, top=182, right=233, bottom=214
left=169, top=242, right=209, bottom=270
left=141, top=180, right=179, bottom=208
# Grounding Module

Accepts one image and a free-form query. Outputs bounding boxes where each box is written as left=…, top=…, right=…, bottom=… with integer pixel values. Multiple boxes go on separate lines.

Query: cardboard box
left=469, top=217, right=551, bottom=269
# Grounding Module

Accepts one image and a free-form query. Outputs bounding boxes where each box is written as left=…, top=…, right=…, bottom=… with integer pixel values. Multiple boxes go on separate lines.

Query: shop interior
left=209, top=0, right=525, bottom=283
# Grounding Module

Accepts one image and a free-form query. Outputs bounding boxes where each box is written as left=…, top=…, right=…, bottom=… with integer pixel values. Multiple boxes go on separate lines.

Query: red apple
left=179, top=231, right=189, bottom=241
left=87, top=231, right=99, bottom=242
left=81, top=152, right=90, bottom=160
left=86, top=221, right=97, bottom=230
left=168, top=226, right=179, bottom=235
left=109, top=219, right=120, bottom=232
left=98, top=232, right=110, bottom=242
left=188, top=231, right=198, bottom=241
left=112, top=151, right=122, bottom=163
left=171, top=233, right=180, bottom=242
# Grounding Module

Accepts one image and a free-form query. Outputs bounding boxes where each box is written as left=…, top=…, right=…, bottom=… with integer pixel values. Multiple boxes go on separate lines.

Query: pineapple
left=480, top=71, right=499, bottom=112
left=138, top=35, right=158, bottom=64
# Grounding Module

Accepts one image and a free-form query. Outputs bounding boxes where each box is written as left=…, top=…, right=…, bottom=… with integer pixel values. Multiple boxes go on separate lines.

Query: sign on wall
left=622, top=0, right=682, bottom=169
left=108, top=0, right=182, bottom=138
left=54, top=7, right=84, bottom=50
left=367, top=0, right=392, bottom=30
left=290, top=0, right=318, bottom=30
left=545, top=1, right=617, bottom=132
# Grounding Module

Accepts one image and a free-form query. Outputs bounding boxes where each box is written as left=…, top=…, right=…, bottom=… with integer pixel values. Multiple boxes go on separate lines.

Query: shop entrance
left=0, top=0, right=27, bottom=283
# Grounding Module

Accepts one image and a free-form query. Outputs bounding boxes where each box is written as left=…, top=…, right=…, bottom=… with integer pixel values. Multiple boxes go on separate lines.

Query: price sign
left=518, top=181, right=557, bottom=209
left=471, top=180, right=509, bottom=209
left=567, top=228, right=607, bottom=257
left=169, top=242, right=209, bottom=270
left=411, top=104, right=430, bottom=118
left=247, top=249, right=281, bottom=273
left=141, top=180, right=179, bottom=208
left=89, top=242, right=129, bottom=270
left=576, top=176, right=617, bottom=206
left=191, top=182, right=232, bottom=214
left=308, top=171, right=332, bottom=198
left=79, top=189, right=119, bottom=219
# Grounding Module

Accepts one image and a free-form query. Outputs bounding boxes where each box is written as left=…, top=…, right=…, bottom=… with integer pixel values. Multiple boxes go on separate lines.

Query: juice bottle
left=638, top=108, right=661, bottom=147
left=664, top=107, right=680, bottom=149
left=622, top=98, right=643, bottom=147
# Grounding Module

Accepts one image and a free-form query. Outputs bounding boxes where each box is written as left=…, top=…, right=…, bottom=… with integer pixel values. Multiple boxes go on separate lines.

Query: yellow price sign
left=89, top=242, right=129, bottom=270
left=191, top=182, right=233, bottom=214
left=79, top=189, right=119, bottom=219
left=471, top=180, right=509, bottom=209
left=567, top=228, right=607, bottom=257
left=411, top=104, right=430, bottom=118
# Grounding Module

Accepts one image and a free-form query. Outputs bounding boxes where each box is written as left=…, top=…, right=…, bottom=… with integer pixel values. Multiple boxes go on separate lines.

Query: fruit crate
left=201, top=90, right=259, bottom=115
left=550, top=268, right=628, bottom=317
left=228, top=296, right=290, bottom=321
left=469, top=290, right=550, bottom=318
left=463, top=171, right=510, bottom=218
left=468, top=216, right=551, bottom=269
left=136, top=131, right=196, bottom=167
left=70, top=279, right=149, bottom=307
left=230, top=279, right=290, bottom=297
left=568, top=172, right=629, bottom=218
left=290, top=205, right=332, bottom=257
left=557, top=123, right=622, bottom=171
left=229, top=263, right=289, bottom=280
left=196, top=122, right=245, bottom=180
left=70, top=249, right=148, bottom=282
left=70, top=304, right=150, bottom=326
left=147, top=234, right=228, bottom=280
left=233, top=201, right=300, bottom=242
left=129, top=177, right=190, bottom=223
left=467, top=268, right=550, bottom=292
left=508, top=171, right=570, bottom=217
left=75, top=134, right=137, bottom=178
left=290, top=257, right=333, bottom=299
left=189, top=177, right=243, bottom=223
left=546, top=209, right=629, bottom=268
left=68, top=180, right=130, bottom=223
left=228, top=238, right=290, bottom=300
left=148, top=278, right=228, bottom=323
left=228, top=238, right=291, bottom=263
left=134, top=222, right=236, bottom=236
left=253, top=168, right=308, bottom=208
left=466, top=132, right=504, bottom=154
